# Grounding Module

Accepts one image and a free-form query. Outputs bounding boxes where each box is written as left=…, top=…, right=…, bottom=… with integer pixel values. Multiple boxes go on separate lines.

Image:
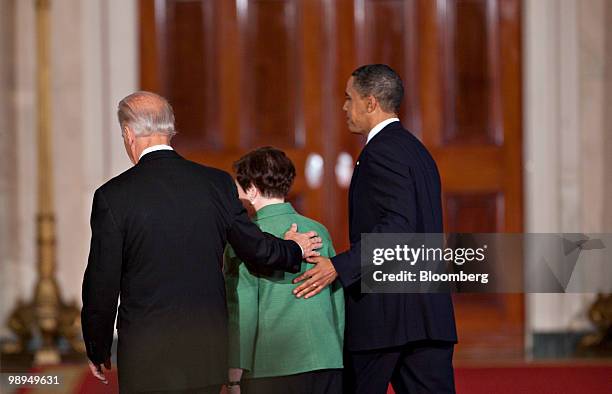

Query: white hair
left=117, top=91, right=177, bottom=137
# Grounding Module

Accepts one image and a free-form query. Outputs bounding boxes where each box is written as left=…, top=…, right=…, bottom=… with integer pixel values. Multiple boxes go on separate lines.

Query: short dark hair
left=351, top=64, right=404, bottom=114
left=233, top=147, right=296, bottom=199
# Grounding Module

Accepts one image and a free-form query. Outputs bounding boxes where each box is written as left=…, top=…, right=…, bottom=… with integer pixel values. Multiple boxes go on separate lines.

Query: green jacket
left=224, top=203, right=344, bottom=378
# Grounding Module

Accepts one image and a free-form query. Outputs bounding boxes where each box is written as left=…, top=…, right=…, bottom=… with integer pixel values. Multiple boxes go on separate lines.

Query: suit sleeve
left=331, top=145, right=417, bottom=288
left=81, top=189, right=123, bottom=364
left=224, top=175, right=302, bottom=273
left=225, top=246, right=259, bottom=371
left=327, top=242, right=346, bottom=340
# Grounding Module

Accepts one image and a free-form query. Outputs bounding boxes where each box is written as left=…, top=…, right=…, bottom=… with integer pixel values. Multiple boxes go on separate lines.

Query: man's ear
left=366, top=96, right=378, bottom=113
left=124, top=126, right=136, bottom=145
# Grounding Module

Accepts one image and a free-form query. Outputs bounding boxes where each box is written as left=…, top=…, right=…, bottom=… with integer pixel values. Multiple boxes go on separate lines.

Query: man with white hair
left=81, top=91, right=322, bottom=393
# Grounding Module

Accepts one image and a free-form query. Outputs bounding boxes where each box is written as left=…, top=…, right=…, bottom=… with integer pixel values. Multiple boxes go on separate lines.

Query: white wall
left=0, top=0, right=20, bottom=332
left=524, top=0, right=611, bottom=335
left=0, top=0, right=137, bottom=338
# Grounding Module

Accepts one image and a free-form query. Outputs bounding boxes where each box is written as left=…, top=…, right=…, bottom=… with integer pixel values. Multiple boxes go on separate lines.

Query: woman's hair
left=233, top=147, right=296, bottom=198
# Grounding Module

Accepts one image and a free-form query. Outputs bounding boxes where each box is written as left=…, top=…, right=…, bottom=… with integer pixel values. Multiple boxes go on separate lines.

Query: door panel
left=440, top=0, right=500, bottom=145
left=422, top=0, right=524, bottom=358
left=356, top=0, right=421, bottom=135
left=242, top=0, right=301, bottom=148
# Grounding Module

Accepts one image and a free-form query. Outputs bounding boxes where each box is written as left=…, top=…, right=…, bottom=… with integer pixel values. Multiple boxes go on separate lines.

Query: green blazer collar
left=254, top=202, right=296, bottom=221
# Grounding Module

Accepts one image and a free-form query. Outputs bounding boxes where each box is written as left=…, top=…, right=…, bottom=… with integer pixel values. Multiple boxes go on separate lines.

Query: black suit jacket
left=81, top=150, right=302, bottom=392
left=331, top=122, right=457, bottom=351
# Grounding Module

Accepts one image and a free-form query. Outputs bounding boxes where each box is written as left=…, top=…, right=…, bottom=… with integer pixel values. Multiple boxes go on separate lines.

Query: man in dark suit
left=81, top=91, right=322, bottom=393
left=294, top=65, right=457, bottom=393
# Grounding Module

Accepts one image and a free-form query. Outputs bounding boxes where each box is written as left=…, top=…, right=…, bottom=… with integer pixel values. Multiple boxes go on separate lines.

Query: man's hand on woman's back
left=284, top=223, right=322, bottom=259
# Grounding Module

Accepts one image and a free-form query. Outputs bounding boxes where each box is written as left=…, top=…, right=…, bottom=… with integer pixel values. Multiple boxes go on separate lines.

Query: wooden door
left=139, top=0, right=524, bottom=359
left=428, top=0, right=523, bottom=359
left=354, top=0, right=524, bottom=358
left=139, top=0, right=357, bottom=250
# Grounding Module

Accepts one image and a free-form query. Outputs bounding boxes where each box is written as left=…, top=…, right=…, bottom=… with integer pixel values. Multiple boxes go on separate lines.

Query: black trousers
left=344, top=340, right=455, bottom=394
left=243, top=369, right=343, bottom=394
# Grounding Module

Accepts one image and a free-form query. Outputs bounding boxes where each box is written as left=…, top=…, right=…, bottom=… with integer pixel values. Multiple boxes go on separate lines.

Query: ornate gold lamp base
left=1, top=0, right=85, bottom=367
left=578, top=293, right=612, bottom=356
left=2, top=279, right=84, bottom=365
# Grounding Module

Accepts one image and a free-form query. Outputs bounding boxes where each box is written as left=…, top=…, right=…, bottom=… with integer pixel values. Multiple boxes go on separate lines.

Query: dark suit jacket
left=331, top=122, right=457, bottom=351
left=81, top=150, right=302, bottom=393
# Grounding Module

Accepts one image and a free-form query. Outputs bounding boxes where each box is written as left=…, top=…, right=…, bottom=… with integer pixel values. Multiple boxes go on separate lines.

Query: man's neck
left=367, top=113, right=398, bottom=133
left=364, top=114, right=400, bottom=145
left=135, top=136, right=172, bottom=162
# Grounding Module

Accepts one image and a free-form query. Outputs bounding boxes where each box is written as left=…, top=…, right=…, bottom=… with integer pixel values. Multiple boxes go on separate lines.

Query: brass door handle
left=335, top=152, right=353, bottom=188
left=305, top=153, right=324, bottom=188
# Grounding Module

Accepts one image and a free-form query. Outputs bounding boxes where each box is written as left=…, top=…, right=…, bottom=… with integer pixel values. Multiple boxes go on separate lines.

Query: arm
left=227, top=368, right=243, bottom=393
left=327, top=244, right=345, bottom=338
left=225, top=246, right=258, bottom=380
left=332, top=147, right=416, bottom=287
left=223, top=174, right=319, bottom=273
left=292, top=229, right=341, bottom=299
left=294, top=146, right=417, bottom=296
left=81, top=189, right=122, bottom=373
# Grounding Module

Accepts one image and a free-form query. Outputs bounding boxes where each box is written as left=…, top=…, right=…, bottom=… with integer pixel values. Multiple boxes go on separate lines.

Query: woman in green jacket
left=224, top=147, right=344, bottom=394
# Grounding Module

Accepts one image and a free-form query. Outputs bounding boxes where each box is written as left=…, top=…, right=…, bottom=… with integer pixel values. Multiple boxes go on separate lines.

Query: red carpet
left=15, top=363, right=612, bottom=393
left=451, top=364, right=612, bottom=394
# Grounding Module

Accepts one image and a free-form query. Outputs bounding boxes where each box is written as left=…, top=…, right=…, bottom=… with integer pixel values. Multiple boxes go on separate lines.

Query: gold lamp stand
left=579, top=293, right=612, bottom=356
left=2, top=0, right=83, bottom=365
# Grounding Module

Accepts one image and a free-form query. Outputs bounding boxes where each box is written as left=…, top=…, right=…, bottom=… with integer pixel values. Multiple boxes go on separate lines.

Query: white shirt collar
left=139, top=144, right=174, bottom=160
left=366, top=118, right=400, bottom=144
